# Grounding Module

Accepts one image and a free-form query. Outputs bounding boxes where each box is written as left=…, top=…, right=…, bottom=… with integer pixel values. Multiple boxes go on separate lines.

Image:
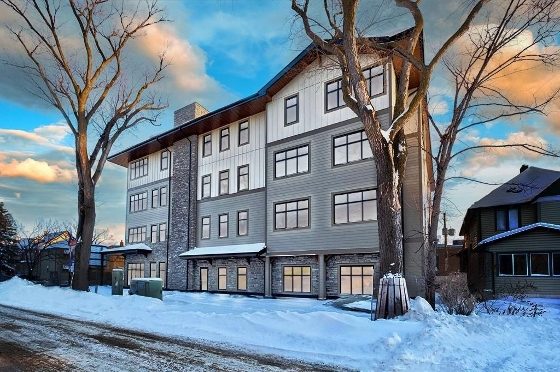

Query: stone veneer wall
left=271, top=256, right=319, bottom=296
left=325, top=253, right=379, bottom=297
left=191, top=258, right=265, bottom=293
left=168, top=134, right=198, bottom=290
left=174, top=103, right=209, bottom=127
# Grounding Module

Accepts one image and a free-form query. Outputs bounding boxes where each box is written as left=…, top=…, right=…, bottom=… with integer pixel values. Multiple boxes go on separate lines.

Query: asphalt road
left=0, top=305, right=347, bottom=372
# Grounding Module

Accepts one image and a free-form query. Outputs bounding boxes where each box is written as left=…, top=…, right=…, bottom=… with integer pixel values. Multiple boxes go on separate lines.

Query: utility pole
left=443, top=212, right=448, bottom=274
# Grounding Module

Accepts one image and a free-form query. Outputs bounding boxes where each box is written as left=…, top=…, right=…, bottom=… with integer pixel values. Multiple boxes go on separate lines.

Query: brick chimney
left=174, top=102, right=209, bottom=127
left=520, top=164, right=529, bottom=173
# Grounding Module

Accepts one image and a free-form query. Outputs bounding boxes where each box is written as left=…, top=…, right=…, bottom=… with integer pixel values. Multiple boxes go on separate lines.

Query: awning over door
left=179, top=243, right=266, bottom=260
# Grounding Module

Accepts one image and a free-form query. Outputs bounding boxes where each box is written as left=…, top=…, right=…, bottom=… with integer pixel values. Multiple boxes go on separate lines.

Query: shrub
left=476, top=281, right=546, bottom=317
left=437, top=272, right=477, bottom=315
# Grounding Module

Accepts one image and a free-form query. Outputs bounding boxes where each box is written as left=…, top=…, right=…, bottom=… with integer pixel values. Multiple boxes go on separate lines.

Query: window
left=239, top=121, right=249, bottom=146
left=275, top=145, right=309, bottom=178
left=238, top=165, right=249, bottom=191
left=150, top=262, right=157, bottom=278
left=203, top=134, right=212, bottom=157
left=340, top=266, right=374, bottom=295
left=237, top=267, right=247, bottom=290
left=285, top=94, right=299, bottom=126
left=200, top=268, right=208, bottom=291
left=127, top=263, right=145, bottom=285
left=326, top=78, right=344, bottom=111
left=201, top=216, right=210, bottom=239
left=220, top=127, right=230, bottom=151
left=219, top=170, right=229, bottom=195
left=129, top=192, right=148, bottom=212
left=160, top=150, right=169, bottom=170
left=130, top=158, right=148, bottom=179
left=496, top=207, right=520, bottom=231
left=333, top=130, right=373, bottom=165
left=334, top=189, right=377, bottom=224
left=202, top=174, right=211, bottom=198
left=160, top=186, right=167, bottom=207
left=530, top=253, right=549, bottom=276
left=275, top=199, right=309, bottom=230
left=219, top=214, right=228, bottom=237
left=158, top=262, right=166, bottom=288
left=218, top=267, right=227, bottom=290
left=498, top=254, right=528, bottom=276
left=238, top=210, right=248, bottom=236
left=151, top=224, right=158, bottom=243
left=363, top=65, right=384, bottom=97
left=152, top=189, right=159, bottom=208
left=283, top=266, right=311, bottom=293
left=553, top=253, right=560, bottom=276
left=159, top=223, right=167, bottom=242
left=128, top=226, right=146, bottom=243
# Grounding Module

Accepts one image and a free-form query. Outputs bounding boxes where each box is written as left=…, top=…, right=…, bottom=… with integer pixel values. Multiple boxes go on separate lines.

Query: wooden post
left=375, top=276, right=410, bottom=319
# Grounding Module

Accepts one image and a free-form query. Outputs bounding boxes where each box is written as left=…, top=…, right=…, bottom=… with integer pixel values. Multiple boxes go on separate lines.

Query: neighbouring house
left=460, top=165, right=560, bottom=297
left=436, top=239, right=463, bottom=276
left=107, top=28, right=433, bottom=298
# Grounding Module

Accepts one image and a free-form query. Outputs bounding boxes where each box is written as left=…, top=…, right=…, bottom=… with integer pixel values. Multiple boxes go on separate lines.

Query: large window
left=499, top=253, right=528, bottom=276
left=364, top=65, right=384, bottom=97
left=202, top=174, right=211, bottom=198
left=553, top=253, right=560, bottom=276
left=530, top=253, right=549, bottom=276
left=285, top=94, right=299, bottom=126
left=219, top=214, right=228, bottom=237
left=220, top=127, right=230, bottom=151
left=130, top=158, right=148, bottom=179
left=275, top=199, right=309, bottom=230
left=152, top=189, right=159, bottom=208
left=326, top=78, right=343, bottom=111
left=158, top=262, right=166, bottom=288
left=160, top=150, right=169, bottom=170
left=127, top=263, right=145, bottom=285
left=130, top=192, right=148, bottom=212
left=333, top=130, right=373, bottom=165
left=237, top=267, right=247, bottom=291
left=128, top=226, right=146, bottom=243
left=200, top=268, right=208, bottom=291
left=151, top=224, right=158, bottom=243
left=219, top=170, right=229, bottom=195
left=238, top=165, right=249, bottom=191
left=334, top=189, right=377, bottom=224
left=203, top=134, right=212, bottom=157
left=238, top=210, right=248, bottom=236
left=201, top=216, right=210, bottom=239
left=340, top=266, right=374, bottom=295
left=496, top=207, right=520, bottom=231
left=275, top=145, right=309, bottom=178
left=283, top=266, right=311, bottom=293
left=239, top=121, right=249, bottom=146
left=218, top=267, right=227, bottom=290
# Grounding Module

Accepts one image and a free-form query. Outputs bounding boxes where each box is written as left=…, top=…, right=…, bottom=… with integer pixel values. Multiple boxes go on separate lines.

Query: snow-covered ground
left=1, top=277, right=559, bottom=371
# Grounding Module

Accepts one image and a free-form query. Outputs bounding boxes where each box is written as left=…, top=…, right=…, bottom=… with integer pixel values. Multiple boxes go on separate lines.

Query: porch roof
left=179, top=243, right=266, bottom=259
left=100, top=243, right=152, bottom=256
left=476, top=222, right=560, bottom=248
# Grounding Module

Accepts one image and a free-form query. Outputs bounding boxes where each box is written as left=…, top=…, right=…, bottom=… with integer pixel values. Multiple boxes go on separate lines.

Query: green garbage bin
left=128, top=278, right=163, bottom=300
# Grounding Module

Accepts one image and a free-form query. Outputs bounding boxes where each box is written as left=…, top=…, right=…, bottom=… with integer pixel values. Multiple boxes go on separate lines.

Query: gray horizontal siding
left=539, top=200, right=560, bottom=225
left=126, top=179, right=170, bottom=232
left=266, top=120, right=380, bottom=254
left=196, top=190, right=265, bottom=247
left=493, top=276, right=560, bottom=297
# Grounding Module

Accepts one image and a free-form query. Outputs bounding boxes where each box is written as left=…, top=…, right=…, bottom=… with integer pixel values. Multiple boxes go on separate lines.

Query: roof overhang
left=476, top=222, right=560, bottom=249
left=100, top=243, right=152, bottom=257
left=179, top=243, right=266, bottom=260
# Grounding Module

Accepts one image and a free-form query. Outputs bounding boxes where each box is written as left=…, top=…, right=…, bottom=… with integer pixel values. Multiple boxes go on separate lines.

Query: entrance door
left=200, top=268, right=208, bottom=291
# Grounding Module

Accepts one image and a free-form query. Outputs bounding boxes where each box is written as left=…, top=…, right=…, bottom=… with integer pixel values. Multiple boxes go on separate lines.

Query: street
left=0, top=305, right=345, bottom=372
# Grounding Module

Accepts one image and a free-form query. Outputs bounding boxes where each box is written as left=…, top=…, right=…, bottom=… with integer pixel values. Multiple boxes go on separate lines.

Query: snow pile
left=1, top=277, right=560, bottom=371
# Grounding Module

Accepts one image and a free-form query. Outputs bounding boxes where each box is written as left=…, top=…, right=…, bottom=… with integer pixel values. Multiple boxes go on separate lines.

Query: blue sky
left=0, top=0, right=559, bottom=242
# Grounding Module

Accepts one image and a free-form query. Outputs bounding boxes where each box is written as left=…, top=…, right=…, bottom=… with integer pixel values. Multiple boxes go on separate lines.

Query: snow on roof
left=534, top=195, right=560, bottom=203
left=478, top=222, right=560, bottom=247
left=179, top=243, right=266, bottom=258
left=100, top=243, right=152, bottom=254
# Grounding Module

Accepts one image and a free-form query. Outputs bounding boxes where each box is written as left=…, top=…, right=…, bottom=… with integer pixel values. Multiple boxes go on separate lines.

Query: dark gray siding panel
left=196, top=190, right=265, bottom=247
left=266, top=120, right=379, bottom=253
left=540, top=201, right=560, bottom=224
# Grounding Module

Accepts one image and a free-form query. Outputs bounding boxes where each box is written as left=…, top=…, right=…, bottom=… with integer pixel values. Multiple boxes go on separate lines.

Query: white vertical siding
left=197, top=112, right=266, bottom=199
left=127, top=147, right=174, bottom=189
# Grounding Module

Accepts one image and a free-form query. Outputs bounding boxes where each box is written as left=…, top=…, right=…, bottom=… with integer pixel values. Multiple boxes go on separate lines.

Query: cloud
left=0, top=125, right=73, bottom=153
left=0, top=157, right=76, bottom=183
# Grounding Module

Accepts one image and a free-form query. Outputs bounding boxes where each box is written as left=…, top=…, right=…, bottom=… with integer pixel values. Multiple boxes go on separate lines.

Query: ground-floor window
left=530, top=253, right=549, bottom=276
left=200, top=268, right=208, bottom=291
left=498, top=253, right=528, bottom=276
left=150, top=262, right=157, bottom=278
left=237, top=267, right=247, bottom=290
left=553, top=253, right=560, bottom=276
left=127, top=263, right=145, bottom=285
left=340, top=265, right=374, bottom=295
left=283, top=266, right=311, bottom=293
left=218, top=267, right=227, bottom=290
left=158, top=262, right=166, bottom=288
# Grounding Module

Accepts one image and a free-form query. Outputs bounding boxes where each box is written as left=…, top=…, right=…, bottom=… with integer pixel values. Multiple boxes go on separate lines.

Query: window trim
left=282, top=265, right=311, bottom=293
left=201, top=216, right=211, bottom=240
left=219, top=213, right=229, bottom=238
left=498, top=253, right=528, bottom=276
left=332, top=129, right=373, bottom=166
left=284, top=94, right=299, bottom=126
left=129, top=191, right=148, bottom=213
left=218, top=267, right=227, bottom=290
left=363, top=64, right=386, bottom=98
left=237, top=267, right=247, bottom=291
left=202, top=134, right=212, bottom=157
left=274, top=143, right=310, bottom=179
left=274, top=198, right=310, bottom=231
left=201, top=174, right=211, bottom=199
left=220, top=127, right=230, bottom=152
left=160, top=186, right=167, bottom=207
left=129, top=157, right=148, bottom=180
left=158, top=262, right=166, bottom=288
left=151, top=188, right=159, bottom=208
left=530, top=253, right=550, bottom=276
left=339, top=265, right=375, bottom=295
left=150, top=224, right=158, bottom=244
left=219, top=169, right=229, bottom=195
left=495, top=206, right=520, bottom=232
left=333, top=188, right=377, bottom=225
left=237, top=164, right=249, bottom=192
left=237, top=210, right=249, bottom=236
left=553, top=253, right=560, bottom=276
left=200, top=267, right=208, bottom=291
left=238, top=120, right=249, bottom=146
left=159, top=223, right=167, bottom=242
left=160, top=150, right=169, bottom=170
left=128, top=226, right=147, bottom=244
left=325, top=78, right=345, bottom=112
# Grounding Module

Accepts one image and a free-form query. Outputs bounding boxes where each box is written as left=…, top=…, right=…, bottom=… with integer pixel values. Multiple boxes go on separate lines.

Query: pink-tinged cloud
left=0, top=158, right=76, bottom=183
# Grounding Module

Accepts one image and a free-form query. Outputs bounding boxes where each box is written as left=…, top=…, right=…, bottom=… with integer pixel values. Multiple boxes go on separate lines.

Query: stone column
left=318, top=254, right=326, bottom=300
left=264, top=256, right=272, bottom=297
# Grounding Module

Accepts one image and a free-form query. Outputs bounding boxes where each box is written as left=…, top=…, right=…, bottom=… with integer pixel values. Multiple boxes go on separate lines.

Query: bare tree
left=291, top=0, right=488, bottom=315
left=1, top=0, right=169, bottom=290
left=425, top=0, right=560, bottom=307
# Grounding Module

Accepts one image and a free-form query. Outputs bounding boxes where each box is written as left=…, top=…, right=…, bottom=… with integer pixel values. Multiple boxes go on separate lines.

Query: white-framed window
left=363, top=65, right=384, bottom=97
left=238, top=165, right=249, bottom=191
left=275, top=144, right=309, bottom=178
left=340, top=265, right=374, bottom=295
left=129, top=192, right=148, bottom=212
left=203, top=134, right=212, bottom=157
left=238, top=210, right=248, bottom=236
left=201, top=216, right=210, bottom=240
left=219, top=214, right=228, bottom=238
left=219, top=170, right=229, bottom=195
left=130, top=158, right=148, bottom=179
left=530, top=253, right=549, bottom=276
left=333, top=130, right=373, bottom=165
left=326, top=78, right=344, bottom=111
left=151, top=224, right=158, bottom=243
left=283, top=266, right=311, bottom=293
left=239, top=120, right=249, bottom=146
left=498, top=253, right=528, bottom=276
left=218, top=267, right=227, bottom=290
left=128, top=226, right=147, bottom=243
left=202, top=174, right=211, bottom=198
left=237, top=267, right=247, bottom=291
left=275, top=199, right=309, bottom=230
left=334, top=189, right=377, bottom=224
left=553, top=253, right=560, bottom=276
left=160, top=150, right=169, bottom=170
left=496, top=207, right=520, bottom=231
left=285, top=94, right=299, bottom=126
left=220, top=127, right=230, bottom=152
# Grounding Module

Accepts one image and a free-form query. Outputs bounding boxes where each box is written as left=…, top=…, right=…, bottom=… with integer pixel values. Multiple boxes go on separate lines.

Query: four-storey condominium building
left=108, top=28, right=432, bottom=298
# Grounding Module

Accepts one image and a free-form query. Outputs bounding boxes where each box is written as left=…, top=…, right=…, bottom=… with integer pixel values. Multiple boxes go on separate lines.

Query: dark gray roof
left=468, top=166, right=560, bottom=209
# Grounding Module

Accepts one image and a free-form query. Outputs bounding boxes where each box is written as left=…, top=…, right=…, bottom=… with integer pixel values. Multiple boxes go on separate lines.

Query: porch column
left=264, top=256, right=272, bottom=297
left=318, top=254, right=326, bottom=300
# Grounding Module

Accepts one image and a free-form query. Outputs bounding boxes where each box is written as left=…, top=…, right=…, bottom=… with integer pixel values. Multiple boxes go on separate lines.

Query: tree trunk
left=72, top=178, right=96, bottom=291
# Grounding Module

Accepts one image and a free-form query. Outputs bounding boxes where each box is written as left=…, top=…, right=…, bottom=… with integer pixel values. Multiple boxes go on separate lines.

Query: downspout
left=186, top=135, right=193, bottom=291
left=156, top=136, right=172, bottom=289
